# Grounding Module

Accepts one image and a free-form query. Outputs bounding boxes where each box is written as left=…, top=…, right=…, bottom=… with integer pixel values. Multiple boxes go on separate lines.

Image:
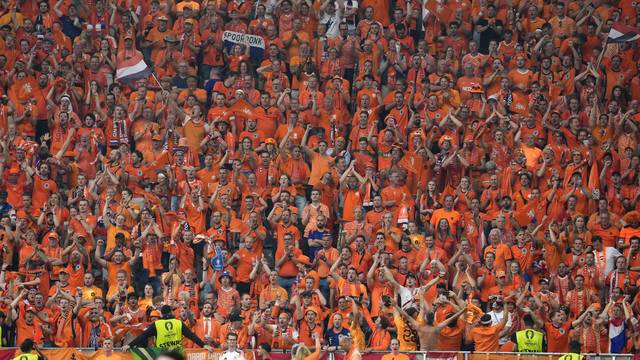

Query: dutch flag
left=115, top=52, right=152, bottom=83
left=607, top=22, right=640, bottom=43
left=609, top=317, right=627, bottom=353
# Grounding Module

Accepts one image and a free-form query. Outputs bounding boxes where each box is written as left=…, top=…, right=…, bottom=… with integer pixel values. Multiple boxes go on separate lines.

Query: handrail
left=0, top=348, right=632, bottom=356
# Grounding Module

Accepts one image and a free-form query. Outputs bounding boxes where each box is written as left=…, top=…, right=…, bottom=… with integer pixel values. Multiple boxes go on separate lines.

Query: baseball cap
left=305, top=306, right=320, bottom=315
left=219, top=271, right=232, bottom=280
left=438, top=135, right=452, bottom=146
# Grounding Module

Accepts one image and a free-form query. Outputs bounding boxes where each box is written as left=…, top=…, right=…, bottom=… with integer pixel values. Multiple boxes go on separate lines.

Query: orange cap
left=438, top=135, right=452, bottom=146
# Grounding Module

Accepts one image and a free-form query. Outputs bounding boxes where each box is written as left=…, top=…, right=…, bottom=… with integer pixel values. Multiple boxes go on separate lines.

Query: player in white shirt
left=220, top=333, right=247, bottom=360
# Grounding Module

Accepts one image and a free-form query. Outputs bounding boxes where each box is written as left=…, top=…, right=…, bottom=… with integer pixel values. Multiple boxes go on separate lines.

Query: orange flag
left=513, top=200, right=538, bottom=227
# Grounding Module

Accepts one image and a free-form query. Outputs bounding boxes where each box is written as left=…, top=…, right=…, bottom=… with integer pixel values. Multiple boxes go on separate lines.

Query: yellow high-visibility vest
left=559, top=353, right=585, bottom=360
left=13, top=353, right=39, bottom=360
left=154, top=319, right=183, bottom=348
left=516, top=328, right=544, bottom=352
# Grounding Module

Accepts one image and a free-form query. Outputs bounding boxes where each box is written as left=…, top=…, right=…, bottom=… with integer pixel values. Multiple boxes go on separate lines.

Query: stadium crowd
left=0, top=0, right=640, bottom=356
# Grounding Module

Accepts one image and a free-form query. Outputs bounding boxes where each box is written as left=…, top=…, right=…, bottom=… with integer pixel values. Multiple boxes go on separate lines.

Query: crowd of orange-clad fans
left=1, top=0, right=640, bottom=355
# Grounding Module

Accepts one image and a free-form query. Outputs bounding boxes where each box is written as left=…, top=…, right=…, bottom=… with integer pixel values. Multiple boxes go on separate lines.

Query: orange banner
left=5, top=349, right=258, bottom=360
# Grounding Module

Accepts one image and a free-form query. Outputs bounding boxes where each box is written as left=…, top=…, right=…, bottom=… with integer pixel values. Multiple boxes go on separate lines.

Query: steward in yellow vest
left=13, top=339, right=45, bottom=360
left=124, top=305, right=211, bottom=351
left=558, top=353, right=585, bottom=360
left=515, top=328, right=544, bottom=352
left=510, top=314, right=545, bottom=352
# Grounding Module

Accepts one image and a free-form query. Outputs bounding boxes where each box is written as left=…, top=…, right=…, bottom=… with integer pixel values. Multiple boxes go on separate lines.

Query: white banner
left=222, top=31, right=265, bottom=49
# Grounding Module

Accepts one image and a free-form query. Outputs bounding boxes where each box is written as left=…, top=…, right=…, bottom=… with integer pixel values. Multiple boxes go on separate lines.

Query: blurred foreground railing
left=0, top=348, right=633, bottom=360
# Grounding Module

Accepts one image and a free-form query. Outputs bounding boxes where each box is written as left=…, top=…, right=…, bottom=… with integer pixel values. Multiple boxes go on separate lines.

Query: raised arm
left=435, top=306, right=466, bottom=330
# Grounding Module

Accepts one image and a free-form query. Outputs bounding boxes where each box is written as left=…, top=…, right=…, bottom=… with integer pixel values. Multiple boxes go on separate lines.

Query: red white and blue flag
left=115, top=52, right=152, bottom=83
left=83, top=23, right=104, bottom=32
left=608, top=22, right=640, bottom=43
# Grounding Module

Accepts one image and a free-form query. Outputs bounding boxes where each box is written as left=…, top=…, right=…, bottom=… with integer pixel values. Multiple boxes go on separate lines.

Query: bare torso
left=418, top=325, right=439, bottom=351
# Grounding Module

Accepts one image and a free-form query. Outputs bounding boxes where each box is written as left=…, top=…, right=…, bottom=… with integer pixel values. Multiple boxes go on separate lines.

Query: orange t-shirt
left=545, top=322, right=571, bottom=353
left=430, top=208, right=461, bottom=234
left=471, top=321, right=505, bottom=351
left=32, top=176, right=58, bottom=210
left=233, top=248, right=259, bottom=283
left=483, top=243, right=513, bottom=272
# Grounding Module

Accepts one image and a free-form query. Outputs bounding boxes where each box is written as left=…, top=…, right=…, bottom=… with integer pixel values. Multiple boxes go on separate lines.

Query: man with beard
left=81, top=304, right=113, bottom=348
left=305, top=214, right=330, bottom=260
left=194, top=302, right=221, bottom=347
left=329, top=259, right=368, bottom=302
